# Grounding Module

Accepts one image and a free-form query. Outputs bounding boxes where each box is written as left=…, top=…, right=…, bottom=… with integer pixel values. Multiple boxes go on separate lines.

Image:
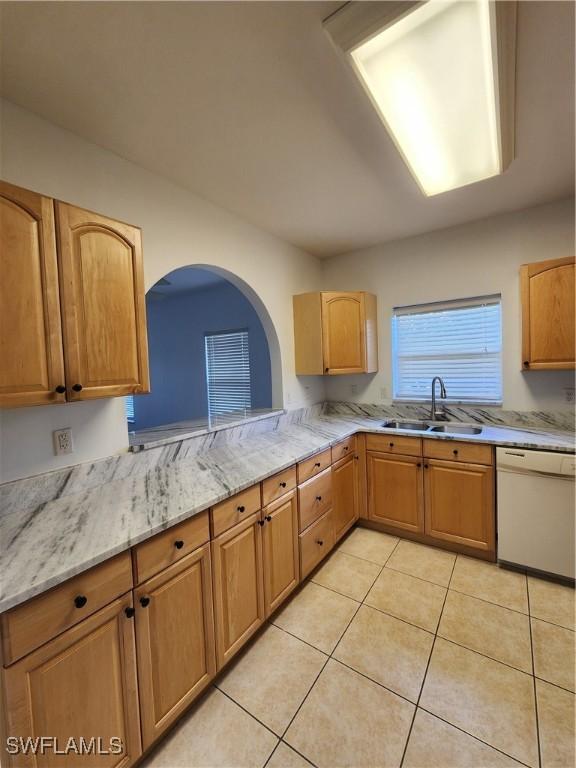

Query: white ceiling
left=0, top=1, right=574, bottom=257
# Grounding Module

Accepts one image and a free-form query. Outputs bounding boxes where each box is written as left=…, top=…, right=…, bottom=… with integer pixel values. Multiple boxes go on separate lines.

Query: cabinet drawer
left=262, top=465, right=297, bottom=507
left=366, top=433, right=422, bottom=457
left=423, top=439, right=493, bottom=466
left=133, top=510, right=210, bottom=584
left=1, top=551, right=133, bottom=666
left=298, top=467, right=332, bottom=532
left=299, top=510, right=334, bottom=579
left=297, top=448, right=332, bottom=484
left=331, top=435, right=356, bottom=463
left=211, top=484, right=261, bottom=537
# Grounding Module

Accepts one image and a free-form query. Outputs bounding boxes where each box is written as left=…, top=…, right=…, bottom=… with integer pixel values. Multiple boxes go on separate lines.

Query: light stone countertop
left=1, top=414, right=574, bottom=613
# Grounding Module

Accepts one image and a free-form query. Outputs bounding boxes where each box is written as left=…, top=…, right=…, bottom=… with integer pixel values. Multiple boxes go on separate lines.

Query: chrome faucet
left=430, top=376, right=449, bottom=421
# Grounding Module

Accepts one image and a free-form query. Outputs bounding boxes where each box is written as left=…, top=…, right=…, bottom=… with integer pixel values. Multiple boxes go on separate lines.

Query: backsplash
left=325, top=401, right=576, bottom=432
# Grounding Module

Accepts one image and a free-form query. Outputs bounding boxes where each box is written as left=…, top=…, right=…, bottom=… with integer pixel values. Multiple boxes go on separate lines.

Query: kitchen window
left=392, top=295, right=502, bottom=404
left=205, top=329, right=252, bottom=421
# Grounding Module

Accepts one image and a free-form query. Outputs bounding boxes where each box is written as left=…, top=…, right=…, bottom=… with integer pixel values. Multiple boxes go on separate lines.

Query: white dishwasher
left=497, top=447, right=575, bottom=580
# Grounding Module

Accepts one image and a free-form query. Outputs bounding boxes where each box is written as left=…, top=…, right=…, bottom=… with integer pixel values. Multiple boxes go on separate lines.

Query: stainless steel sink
left=381, top=420, right=430, bottom=431
left=429, top=424, right=483, bottom=435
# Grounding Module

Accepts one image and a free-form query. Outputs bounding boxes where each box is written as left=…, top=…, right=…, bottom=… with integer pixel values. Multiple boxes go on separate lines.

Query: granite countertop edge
left=1, top=415, right=574, bottom=613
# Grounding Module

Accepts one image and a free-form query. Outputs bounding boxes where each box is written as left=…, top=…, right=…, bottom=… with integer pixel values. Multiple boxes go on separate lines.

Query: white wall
left=323, top=198, right=575, bottom=411
left=0, top=100, right=324, bottom=482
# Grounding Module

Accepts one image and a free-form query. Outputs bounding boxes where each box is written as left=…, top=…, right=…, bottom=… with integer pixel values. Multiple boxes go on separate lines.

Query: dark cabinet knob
left=72, top=384, right=83, bottom=392
left=523, top=361, right=530, bottom=368
left=174, top=540, right=184, bottom=549
left=314, top=462, right=321, bottom=468
left=316, top=539, right=324, bottom=546
left=417, top=463, right=422, bottom=468
left=389, top=442, right=394, bottom=448
left=257, top=519, right=265, bottom=526
left=325, top=368, right=329, bottom=373
left=453, top=450, right=459, bottom=456
left=344, top=446, right=349, bottom=451
left=140, top=596, right=150, bottom=608
left=280, top=481, right=287, bottom=488
left=316, top=495, right=322, bottom=501
left=55, top=385, right=66, bottom=394
left=74, top=595, right=87, bottom=609
left=424, top=464, right=429, bottom=469
left=237, top=505, right=245, bottom=513
left=265, top=515, right=272, bottom=522
left=124, top=607, right=135, bottom=619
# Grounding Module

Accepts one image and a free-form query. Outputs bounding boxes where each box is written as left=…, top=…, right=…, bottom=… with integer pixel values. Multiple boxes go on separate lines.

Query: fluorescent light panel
left=348, top=0, right=502, bottom=196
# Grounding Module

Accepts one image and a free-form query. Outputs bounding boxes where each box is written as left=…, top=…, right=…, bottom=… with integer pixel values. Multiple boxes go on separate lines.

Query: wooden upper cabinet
left=56, top=202, right=150, bottom=399
left=134, top=544, right=215, bottom=750
left=521, top=256, right=575, bottom=370
left=3, top=596, right=142, bottom=768
left=0, top=181, right=66, bottom=407
left=293, top=291, right=378, bottom=375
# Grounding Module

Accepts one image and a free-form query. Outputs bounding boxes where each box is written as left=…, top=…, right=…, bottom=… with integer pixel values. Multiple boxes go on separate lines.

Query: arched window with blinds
left=205, top=329, right=252, bottom=421
left=392, top=295, right=502, bottom=404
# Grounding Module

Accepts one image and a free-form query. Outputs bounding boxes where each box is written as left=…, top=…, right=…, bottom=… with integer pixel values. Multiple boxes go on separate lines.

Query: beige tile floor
left=143, top=528, right=575, bottom=768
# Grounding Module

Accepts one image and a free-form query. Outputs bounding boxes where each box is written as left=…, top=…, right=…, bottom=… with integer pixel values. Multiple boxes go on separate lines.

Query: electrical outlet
left=564, top=388, right=575, bottom=404
left=53, top=428, right=73, bottom=456
left=351, top=384, right=358, bottom=395
left=380, top=386, right=387, bottom=400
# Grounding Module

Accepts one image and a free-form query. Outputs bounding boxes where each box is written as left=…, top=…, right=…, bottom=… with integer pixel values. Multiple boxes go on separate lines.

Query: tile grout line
left=398, top=549, right=458, bottom=767
left=526, top=578, right=543, bottom=768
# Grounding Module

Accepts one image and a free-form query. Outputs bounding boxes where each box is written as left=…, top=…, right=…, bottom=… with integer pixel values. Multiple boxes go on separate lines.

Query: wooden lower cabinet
left=2, top=596, right=141, bottom=768
left=367, top=451, right=424, bottom=533
left=211, top=512, right=265, bottom=670
left=134, top=544, right=215, bottom=750
left=424, top=460, right=495, bottom=553
left=262, top=490, right=299, bottom=617
left=332, top=454, right=359, bottom=542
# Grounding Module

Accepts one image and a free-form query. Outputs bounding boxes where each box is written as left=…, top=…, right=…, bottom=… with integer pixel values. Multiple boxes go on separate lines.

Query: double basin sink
left=382, top=420, right=483, bottom=436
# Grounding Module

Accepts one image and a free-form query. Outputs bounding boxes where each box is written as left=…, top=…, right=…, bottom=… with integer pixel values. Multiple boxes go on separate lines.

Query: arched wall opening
left=129, top=264, right=283, bottom=436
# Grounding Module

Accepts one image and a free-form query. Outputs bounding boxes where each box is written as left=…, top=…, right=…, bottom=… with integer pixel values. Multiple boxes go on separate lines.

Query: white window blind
left=125, top=395, right=135, bottom=423
left=205, top=329, right=252, bottom=420
left=392, top=295, right=502, bottom=404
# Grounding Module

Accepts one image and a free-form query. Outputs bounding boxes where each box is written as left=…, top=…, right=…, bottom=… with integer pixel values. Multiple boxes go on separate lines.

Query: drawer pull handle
left=55, top=385, right=66, bottom=394
left=344, top=445, right=349, bottom=451
left=316, top=539, right=324, bottom=546
left=279, top=481, right=287, bottom=488
left=174, top=539, right=184, bottom=549
left=140, top=596, right=150, bottom=608
left=424, top=464, right=429, bottom=469
left=453, top=450, right=459, bottom=456
left=316, top=495, right=322, bottom=501
left=417, top=463, right=422, bottom=468
left=257, top=519, right=265, bottom=526
left=265, top=515, right=272, bottom=522
left=124, top=607, right=135, bottom=619
left=72, top=383, right=83, bottom=392
left=74, top=595, right=87, bottom=609
left=523, top=360, right=530, bottom=368
left=389, top=442, right=394, bottom=447
left=314, top=462, right=321, bottom=468
left=237, top=505, right=246, bottom=513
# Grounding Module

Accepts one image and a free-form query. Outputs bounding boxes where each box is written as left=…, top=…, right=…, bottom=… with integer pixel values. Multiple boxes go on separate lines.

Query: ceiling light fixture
left=324, top=1, right=517, bottom=196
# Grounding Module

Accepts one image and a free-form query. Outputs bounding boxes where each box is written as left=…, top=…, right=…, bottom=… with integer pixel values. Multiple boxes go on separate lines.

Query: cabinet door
left=332, top=454, right=359, bottom=542
left=211, top=512, right=264, bottom=670
left=367, top=451, right=424, bottom=533
left=134, top=544, right=216, bottom=750
left=56, top=202, right=150, bottom=400
left=262, top=490, right=299, bottom=617
left=521, top=256, right=575, bottom=369
left=424, top=460, right=495, bottom=552
left=0, top=181, right=66, bottom=407
left=321, top=292, right=366, bottom=374
left=3, top=597, right=141, bottom=768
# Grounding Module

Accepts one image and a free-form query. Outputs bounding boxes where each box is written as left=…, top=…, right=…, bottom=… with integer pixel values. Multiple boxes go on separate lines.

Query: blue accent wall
left=132, top=279, right=272, bottom=430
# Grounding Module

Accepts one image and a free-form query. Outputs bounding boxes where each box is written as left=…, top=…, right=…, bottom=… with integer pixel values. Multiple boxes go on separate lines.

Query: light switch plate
left=53, top=428, right=73, bottom=456
left=564, top=388, right=575, bottom=404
